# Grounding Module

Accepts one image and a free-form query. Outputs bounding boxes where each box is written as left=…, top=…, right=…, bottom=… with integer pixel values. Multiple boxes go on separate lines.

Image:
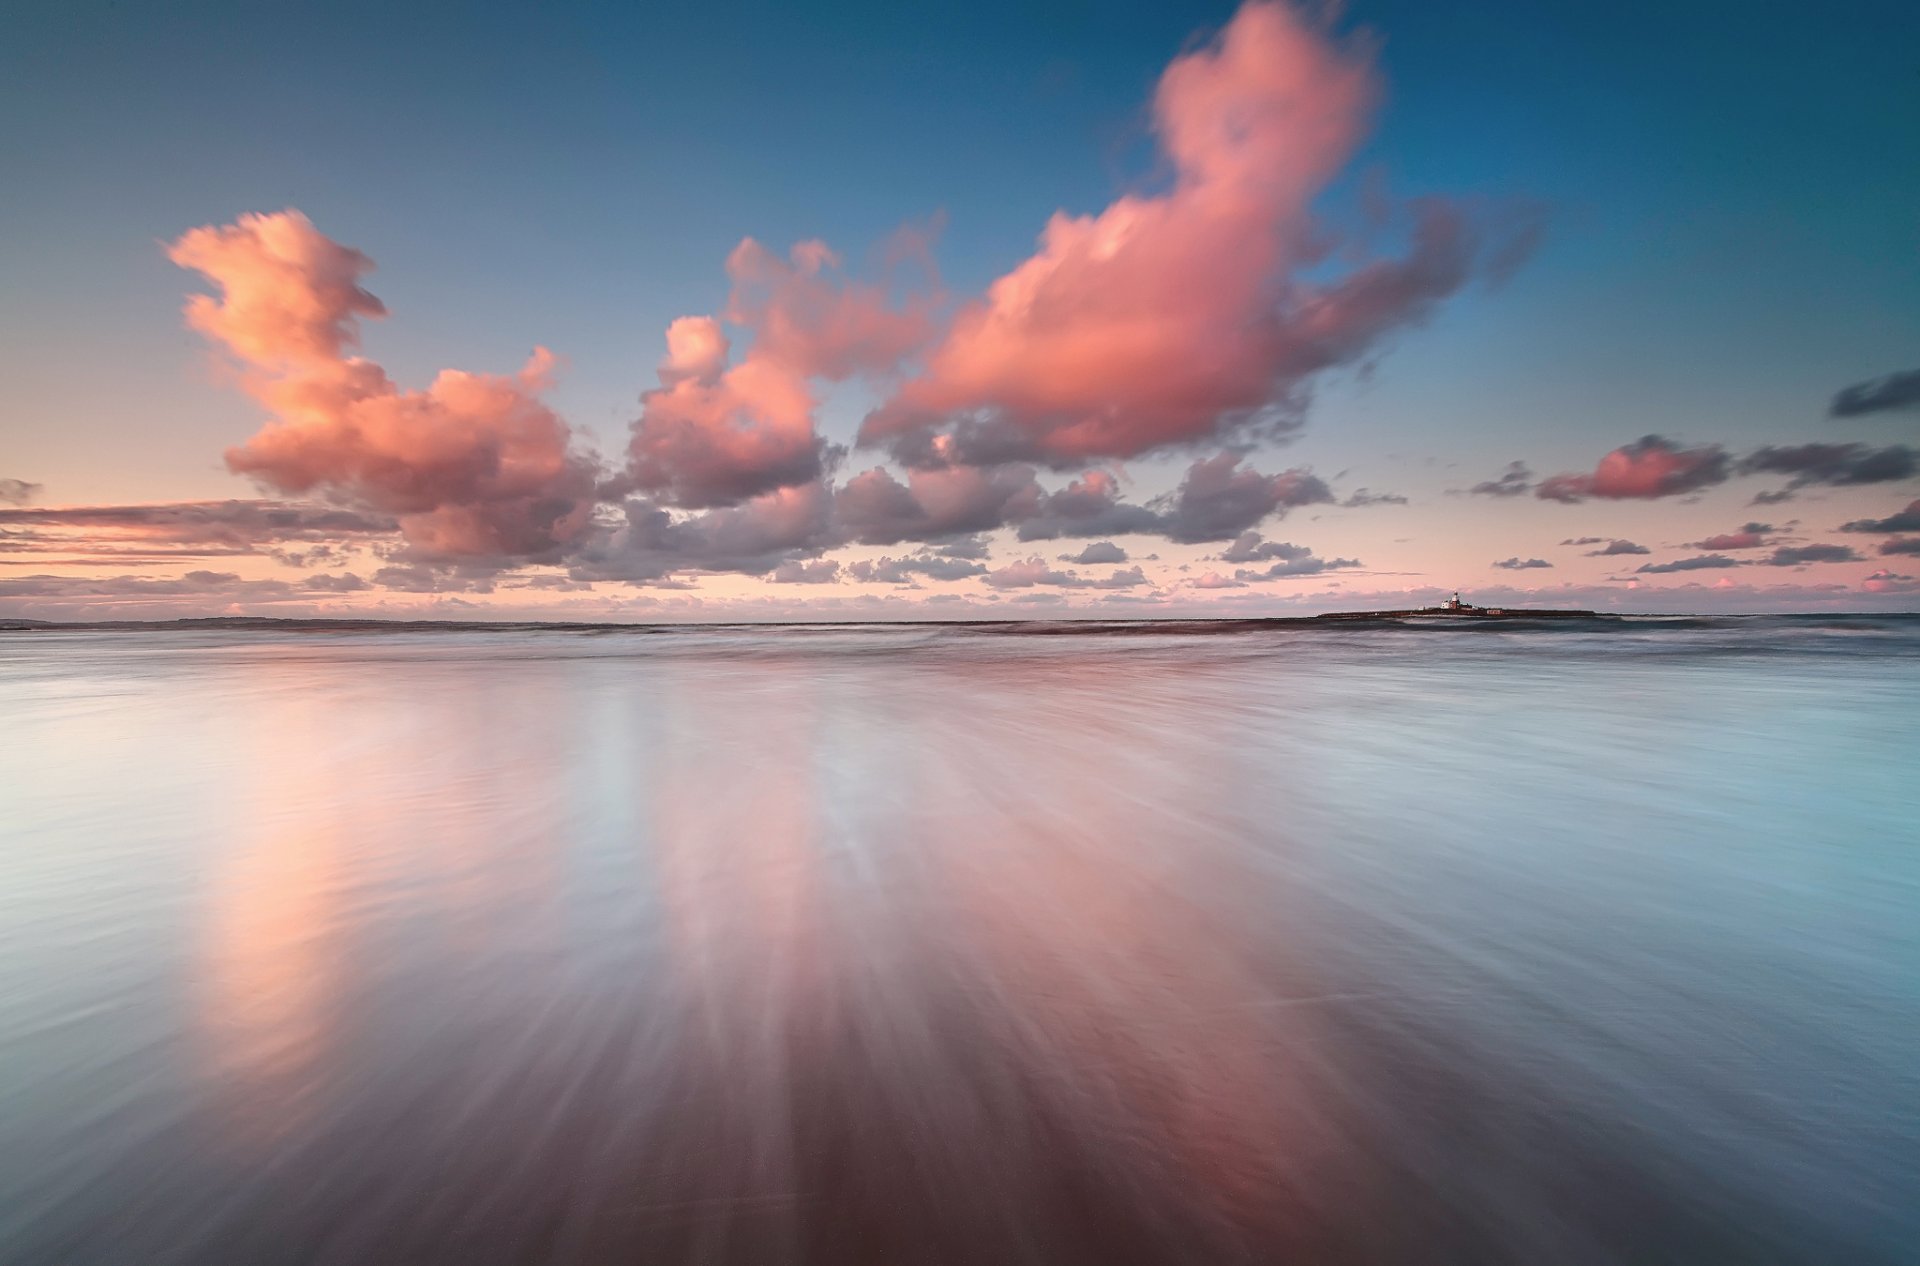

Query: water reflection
left=0, top=621, right=1916, bottom=1263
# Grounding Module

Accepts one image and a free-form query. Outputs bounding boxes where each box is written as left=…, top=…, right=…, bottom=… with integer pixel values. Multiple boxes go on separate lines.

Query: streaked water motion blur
left=2, top=616, right=1917, bottom=1264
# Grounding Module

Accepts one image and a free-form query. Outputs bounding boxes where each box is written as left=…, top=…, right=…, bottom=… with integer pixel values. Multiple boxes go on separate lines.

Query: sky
left=2, top=0, right=1917, bottom=621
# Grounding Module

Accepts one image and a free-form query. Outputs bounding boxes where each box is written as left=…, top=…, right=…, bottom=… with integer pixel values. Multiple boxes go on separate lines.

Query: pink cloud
left=170, top=211, right=598, bottom=560
left=1689, top=523, right=1775, bottom=551
left=861, top=1, right=1525, bottom=466
left=1535, top=435, right=1732, bottom=503
left=628, top=240, right=931, bottom=508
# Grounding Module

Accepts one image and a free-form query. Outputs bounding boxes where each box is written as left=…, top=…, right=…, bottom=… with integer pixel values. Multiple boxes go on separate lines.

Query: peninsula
left=1315, top=593, right=1605, bottom=621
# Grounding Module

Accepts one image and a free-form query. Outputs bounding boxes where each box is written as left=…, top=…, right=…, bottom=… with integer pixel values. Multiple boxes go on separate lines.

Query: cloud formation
left=1015, top=470, right=1164, bottom=541
left=981, top=558, right=1149, bottom=590
left=836, top=463, right=1044, bottom=546
left=1469, top=462, right=1533, bottom=498
left=1234, top=547, right=1358, bottom=579
left=1762, top=544, right=1860, bottom=567
left=171, top=211, right=600, bottom=561
left=1492, top=557, right=1552, bottom=570
left=860, top=1, right=1531, bottom=468
left=627, top=241, right=930, bottom=507
left=569, top=481, right=836, bottom=584
left=1209, top=531, right=1361, bottom=577
left=0, top=499, right=399, bottom=565
left=1585, top=539, right=1649, bottom=557
left=1342, top=488, right=1408, bottom=507
left=1064, top=541, right=1128, bottom=565
left=1840, top=501, right=1920, bottom=534
left=769, top=558, right=842, bottom=584
left=846, top=553, right=990, bottom=584
left=1688, top=523, right=1774, bottom=550
left=1737, top=443, right=1917, bottom=491
left=1153, top=454, right=1333, bottom=543
left=1636, top=554, right=1742, bottom=574
left=1535, top=436, right=1731, bottom=503
left=0, top=479, right=41, bottom=506
left=1830, top=369, right=1920, bottom=418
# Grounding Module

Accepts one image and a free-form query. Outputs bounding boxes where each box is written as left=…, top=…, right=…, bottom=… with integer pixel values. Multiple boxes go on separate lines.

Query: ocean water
left=1, top=616, right=1916, bottom=1265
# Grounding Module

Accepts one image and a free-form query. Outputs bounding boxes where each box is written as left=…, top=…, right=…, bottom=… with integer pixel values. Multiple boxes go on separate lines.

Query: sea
left=2, top=614, right=1917, bottom=1264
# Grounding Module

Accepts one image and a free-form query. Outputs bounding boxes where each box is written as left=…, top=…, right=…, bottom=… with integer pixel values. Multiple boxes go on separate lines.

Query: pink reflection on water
left=197, top=687, right=348, bottom=1150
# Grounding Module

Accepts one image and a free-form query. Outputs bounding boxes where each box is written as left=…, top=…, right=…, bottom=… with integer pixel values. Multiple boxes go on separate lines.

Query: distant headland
left=1315, top=592, right=1608, bottom=621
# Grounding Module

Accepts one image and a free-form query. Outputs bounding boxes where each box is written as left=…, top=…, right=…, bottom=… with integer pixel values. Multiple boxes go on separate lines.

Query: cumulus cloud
left=1153, top=453, right=1333, bottom=543
left=1535, top=436, right=1731, bottom=503
left=982, top=557, right=1087, bottom=589
left=1342, top=488, right=1407, bottom=507
left=1840, top=501, right=1920, bottom=534
left=1878, top=538, right=1920, bottom=557
left=1087, top=565, right=1150, bottom=589
left=836, top=453, right=1331, bottom=549
left=370, top=564, right=497, bottom=593
left=860, top=1, right=1534, bottom=468
left=1585, top=539, right=1649, bottom=556
left=1688, top=523, right=1774, bottom=550
left=1492, top=556, right=1552, bottom=570
left=1830, top=369, right=1920, bottom=418
left=933, top=534, right=993, bottom=560
left=1737, top=443, right=1917, bottom=490
left=975, top=557, right=1151, bottom=590
left=1216, top=531, right=1335, bottom=568
left=1469, top=462, right=1533, bottom=497
left=836, top=463, right=1043, bottom=546
left=569, top=481, right=836, bottom=585
left=1064, top=540, right=1128, bottom=564
left=0, top=479, right=41, bottom=506
left=171, top=210, right=600, bottom=561
left=769, top=558, right=842, bottom=584
left=627, top=241, right=930, bottom=508
left=1635, top=554, right=1742, bottom=574
left=1234, top=548, right=1359, bottom=579
left=1761, top=543, right=1861, bottom=566
left=1015, top=469, right=1163, bottom=541
left=846, top=553, right=988, bottom=584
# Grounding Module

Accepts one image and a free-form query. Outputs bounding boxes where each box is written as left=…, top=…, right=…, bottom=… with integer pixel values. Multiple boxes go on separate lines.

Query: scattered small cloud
left=1492, top=556, right=1552, bottom=570
left=1840, top=501, right=1920, bottom=535
left=769, top=558, right=841, bottom=584
left=1468, top=461, right=1533, bottom=497
left=1688, top=523, right=1774, bottom=551
left=1737, top=442, right=1917, bottom=490
left=1063, top=540, right=1128, bottom=565
left=1635, top=554, right=1743, bottom=574
left=1536, top=436, right=1730, bottom=503
left=1830, top=369, right=1920, bottom=418
left=1760, top=543, right=1860, bottom=567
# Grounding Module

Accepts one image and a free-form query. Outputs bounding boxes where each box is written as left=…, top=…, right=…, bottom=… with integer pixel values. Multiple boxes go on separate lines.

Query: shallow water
left=1, top=616, right=1917, bottom=1264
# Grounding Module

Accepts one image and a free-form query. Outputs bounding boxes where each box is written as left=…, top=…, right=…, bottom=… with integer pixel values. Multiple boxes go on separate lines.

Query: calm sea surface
left=2, top=617, right=1917, bottom=1264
